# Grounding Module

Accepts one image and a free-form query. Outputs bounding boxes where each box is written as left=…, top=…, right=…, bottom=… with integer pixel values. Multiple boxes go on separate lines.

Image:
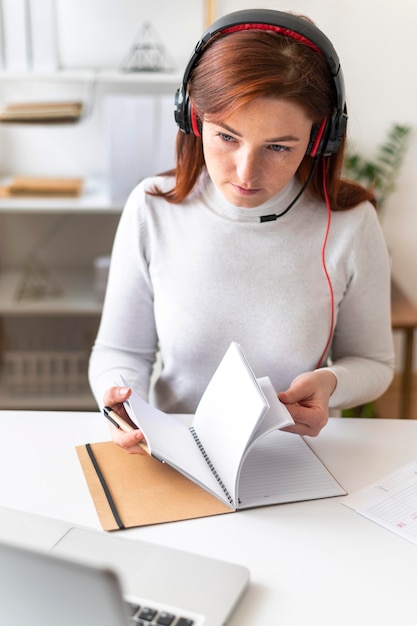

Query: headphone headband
left=174, top=9, right=347, bottom=158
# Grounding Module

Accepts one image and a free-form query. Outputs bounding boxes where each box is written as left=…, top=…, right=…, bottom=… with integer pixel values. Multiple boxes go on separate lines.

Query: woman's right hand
left=103, top=386, right=146, bottom=454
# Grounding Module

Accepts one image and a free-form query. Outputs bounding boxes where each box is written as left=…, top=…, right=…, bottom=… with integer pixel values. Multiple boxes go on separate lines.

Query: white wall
left=2, top=0, right=417, bottom=362
left=54, top=0, right=205, bottom=70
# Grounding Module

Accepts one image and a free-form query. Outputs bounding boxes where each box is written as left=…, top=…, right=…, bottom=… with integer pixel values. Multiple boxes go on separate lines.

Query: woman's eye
left=217, top=132, right=235, bottom=142
left=269, top=144, right=290, bottom=153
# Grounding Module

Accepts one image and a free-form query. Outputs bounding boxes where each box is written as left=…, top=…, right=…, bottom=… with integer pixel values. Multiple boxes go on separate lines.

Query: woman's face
left=202, top=97, right=313, bottom=208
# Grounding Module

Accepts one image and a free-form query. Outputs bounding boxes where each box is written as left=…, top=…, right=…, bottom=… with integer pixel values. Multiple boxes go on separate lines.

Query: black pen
left=103, top=406, right=137, bottom=433
left=103, top=406, right=149, bottom=453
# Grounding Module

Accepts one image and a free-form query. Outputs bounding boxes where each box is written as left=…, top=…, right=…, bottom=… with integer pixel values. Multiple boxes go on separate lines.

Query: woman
left=89, top=9, right=394, bottom=451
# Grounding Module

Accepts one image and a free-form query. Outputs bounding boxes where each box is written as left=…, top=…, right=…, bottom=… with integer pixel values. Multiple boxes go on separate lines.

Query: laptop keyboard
left=126, top=601, right=195, bottom=625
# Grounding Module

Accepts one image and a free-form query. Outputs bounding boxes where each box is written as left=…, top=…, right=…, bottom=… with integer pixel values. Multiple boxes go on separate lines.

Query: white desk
left=1, top=411, right=417, bottom=626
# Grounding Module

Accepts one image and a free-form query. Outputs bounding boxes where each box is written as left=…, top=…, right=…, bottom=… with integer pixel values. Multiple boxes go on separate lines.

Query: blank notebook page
left=237, top=429, right=345, bottom=508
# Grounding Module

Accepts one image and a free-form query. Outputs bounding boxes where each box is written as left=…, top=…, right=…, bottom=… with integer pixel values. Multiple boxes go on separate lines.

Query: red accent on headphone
left=309, top=118, right=328, bottom=158
left=221, top=23, right=322, bottom=54
left=190, top=104, right=201, bottom=137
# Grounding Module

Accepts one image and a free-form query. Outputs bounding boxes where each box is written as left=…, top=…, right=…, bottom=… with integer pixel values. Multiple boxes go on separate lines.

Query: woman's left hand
left=278, top=369, right=337, bottom=437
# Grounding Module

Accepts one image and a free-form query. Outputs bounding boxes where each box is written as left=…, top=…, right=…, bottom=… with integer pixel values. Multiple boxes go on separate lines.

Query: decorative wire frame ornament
left=121, top=22, right=174, bottom=72
left=13, top=215, right=71, bottom=302
left=15, top=256, right=62, bottom=302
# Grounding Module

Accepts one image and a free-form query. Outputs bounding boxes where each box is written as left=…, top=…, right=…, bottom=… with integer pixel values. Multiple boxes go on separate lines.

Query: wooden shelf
left=0, top=177, right=123, bottom=214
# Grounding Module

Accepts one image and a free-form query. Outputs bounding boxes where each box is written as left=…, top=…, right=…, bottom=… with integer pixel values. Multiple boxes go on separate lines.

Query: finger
left=281, top=405, right=327, bottom=437
left=111, top=426, right=146, bottom=454
left=103, top=385, right=131, bottom=406
left=282, top=410, right=315, bottom=434
left=282, top=422, right=317, bottom=437
left=103, top=386, right=133, bottom=422
left=277, top=390, right=295, bottom=404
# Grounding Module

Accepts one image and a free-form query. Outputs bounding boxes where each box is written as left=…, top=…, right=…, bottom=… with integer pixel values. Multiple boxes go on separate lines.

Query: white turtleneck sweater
left=89, top=172, right=395, bottom=414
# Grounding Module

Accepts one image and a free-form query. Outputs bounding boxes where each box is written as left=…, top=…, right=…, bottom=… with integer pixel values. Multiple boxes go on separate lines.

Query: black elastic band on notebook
left=85, top=443, right=125, bottom=530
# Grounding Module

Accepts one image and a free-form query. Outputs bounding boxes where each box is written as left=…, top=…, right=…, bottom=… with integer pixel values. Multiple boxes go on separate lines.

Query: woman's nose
left=235, top=148, right=260, bottom=184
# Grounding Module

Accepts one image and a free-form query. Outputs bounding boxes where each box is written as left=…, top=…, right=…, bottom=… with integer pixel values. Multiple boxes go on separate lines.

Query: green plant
left=343, top=123, right=412, bottom=209
left=341, top=403, right=377, bottom=419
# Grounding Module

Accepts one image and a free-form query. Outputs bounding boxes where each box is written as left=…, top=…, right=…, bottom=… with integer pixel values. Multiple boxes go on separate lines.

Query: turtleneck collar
left=200, top=171, right=303, bottom=222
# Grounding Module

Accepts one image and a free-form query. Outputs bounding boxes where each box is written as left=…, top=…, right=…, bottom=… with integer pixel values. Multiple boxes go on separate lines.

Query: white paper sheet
left=342, top=459, right=417, bottom=545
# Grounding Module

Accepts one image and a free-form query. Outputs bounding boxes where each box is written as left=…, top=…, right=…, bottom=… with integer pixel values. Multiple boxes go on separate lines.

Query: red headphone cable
left=316, top=158, right=335, bottom=368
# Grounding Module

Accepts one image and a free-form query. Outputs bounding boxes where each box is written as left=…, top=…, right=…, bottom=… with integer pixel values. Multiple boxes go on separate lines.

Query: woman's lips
left=232, top=184, right=261, bottom=196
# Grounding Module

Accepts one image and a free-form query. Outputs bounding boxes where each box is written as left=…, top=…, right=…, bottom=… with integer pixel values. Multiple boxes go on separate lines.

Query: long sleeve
left=88, top=183, right=158, bottom=407
left=324, top=203, right=395, bottom=408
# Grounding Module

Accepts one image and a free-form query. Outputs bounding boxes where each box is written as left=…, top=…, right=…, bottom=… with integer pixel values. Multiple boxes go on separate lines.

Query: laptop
left=0, top=506, right=249, bottom=626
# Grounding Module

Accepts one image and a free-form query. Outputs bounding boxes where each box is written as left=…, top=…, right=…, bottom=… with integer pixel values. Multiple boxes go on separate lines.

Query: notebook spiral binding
left=189, top=426, right=234, bottom=506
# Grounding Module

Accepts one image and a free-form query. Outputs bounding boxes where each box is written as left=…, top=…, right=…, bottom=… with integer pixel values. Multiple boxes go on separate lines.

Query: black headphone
left=174, top=9, right=347, bottom=158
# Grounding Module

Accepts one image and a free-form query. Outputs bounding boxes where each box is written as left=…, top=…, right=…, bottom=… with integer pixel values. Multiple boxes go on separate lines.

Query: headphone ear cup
left=324, top=110, right=348, bottom=157
left=174, top=86, right=191, bottom=134
left=307, top=111, right=347, bottom=158
left=174, top=88, right=201, bottom=137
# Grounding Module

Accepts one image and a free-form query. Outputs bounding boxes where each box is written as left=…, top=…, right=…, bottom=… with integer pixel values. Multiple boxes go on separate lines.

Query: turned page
left=124, top=386, right=230, bottom=502
left=190, top=342, right=270, bottom=505
left=123, top=342, right=289, bottom=507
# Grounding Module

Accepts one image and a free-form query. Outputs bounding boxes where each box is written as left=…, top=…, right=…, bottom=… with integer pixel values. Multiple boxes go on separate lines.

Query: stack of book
left=0, top=102, right=84, bottom=124
left=0, top=176, right=83, bottom=197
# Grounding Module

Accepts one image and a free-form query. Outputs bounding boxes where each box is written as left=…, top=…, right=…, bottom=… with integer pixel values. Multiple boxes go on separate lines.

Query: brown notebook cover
left=76, top=441, right=233, bottom=531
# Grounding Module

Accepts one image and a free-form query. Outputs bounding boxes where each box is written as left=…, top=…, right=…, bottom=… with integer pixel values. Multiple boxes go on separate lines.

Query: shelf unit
left=0, top=69, right=179, bottom=409
left=0, top=188, right=121, bottom=410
